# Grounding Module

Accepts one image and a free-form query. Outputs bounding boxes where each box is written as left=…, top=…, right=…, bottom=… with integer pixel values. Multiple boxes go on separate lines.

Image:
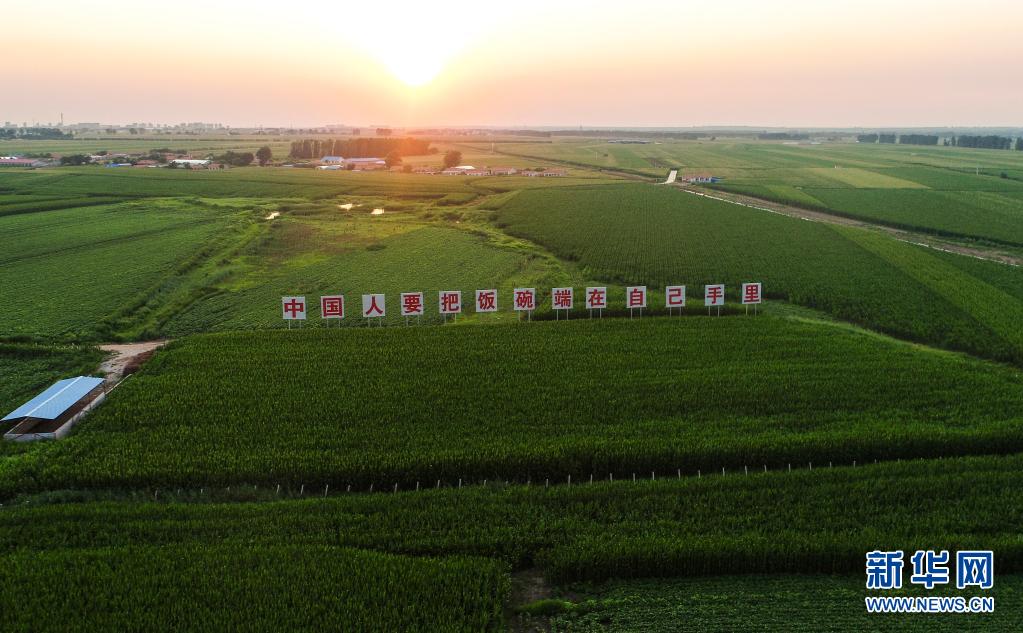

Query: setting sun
left=374, top=49, right=448, bottom=87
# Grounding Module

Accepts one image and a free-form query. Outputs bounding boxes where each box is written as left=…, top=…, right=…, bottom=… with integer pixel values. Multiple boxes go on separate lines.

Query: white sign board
left=439, top=290, right=462, bottom=315
left=741, top=282, right=763, bottom=305
left=513, top=288, right=536, bottom=311
left=400, top=292, right=424, bottom=316
left=704, top=284, right=725, bottom=307
left=362, top=294, right=386, bottom=318
left=282, top=296, right=307, bottom=320
left=585, top=287, right=607, bottom=310
left=475, top=289, right=498, bottom=313
left=552, top=287, right=574, bottom=310
left=665, top=285, right=686, bottom=308
left=320, top=295, right=344, bottom=319
left=626, top=286, right=647, bottom=309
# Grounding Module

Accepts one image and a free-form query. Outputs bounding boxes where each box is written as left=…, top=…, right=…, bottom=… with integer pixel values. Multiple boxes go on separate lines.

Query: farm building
left=521, top=168, right=568, bottom=177
left=0, top=157, right=46, bottom=167
left=345, top=157, right=386, bottom=170
left=169, top=159, right=211, bottom=168
left=683, top=173, right=721, bottom=184
left=319, top=155, right=345, bottom=164
left=489, top=166, right=518, bottom=175
left=2, top=376, right=107, bottom=442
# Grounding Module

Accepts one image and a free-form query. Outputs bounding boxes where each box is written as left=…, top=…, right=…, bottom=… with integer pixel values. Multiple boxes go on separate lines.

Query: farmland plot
left=5, top=317, right=1022, bottom=496
left=496, top=184, right=1023, bottom=364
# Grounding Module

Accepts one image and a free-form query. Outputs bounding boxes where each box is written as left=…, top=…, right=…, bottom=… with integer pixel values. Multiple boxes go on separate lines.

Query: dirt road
left=98, top=340, right=170, bottom=382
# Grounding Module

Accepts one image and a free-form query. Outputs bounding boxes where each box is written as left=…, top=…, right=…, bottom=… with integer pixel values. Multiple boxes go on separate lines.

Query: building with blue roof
left=3, top=376, right=107, bottom=441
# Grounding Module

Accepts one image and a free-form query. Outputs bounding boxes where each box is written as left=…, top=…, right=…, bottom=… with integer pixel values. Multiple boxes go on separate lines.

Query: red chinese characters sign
left=362, top=294, right=386, bottom=318
left=626, top=286, right=647, bottom=309
left=400, top=292, right=424, bottom=316
left=585, top=287, right=607, bottom=310
left=320, top=295, right=344, bottom=319
left=282, top=296, right=306, bottom=320
left=439, top=290, right=462, bottom=315
left=665, top=285, right=686, bottom=308
left=704, top=284, right=725, bottom=307
left=552, top=287, right=573, bottom=310
left=741, top=283, right=762, bottom=305
left=513, top=288, right=536, bottom=312
left=476, top=289, right=497, bottom=313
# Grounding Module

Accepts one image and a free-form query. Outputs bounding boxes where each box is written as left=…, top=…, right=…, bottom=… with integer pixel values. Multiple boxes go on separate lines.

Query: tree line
left=289, top=138, right=433, bottom=160
left=948, top=135, right=1015, bottom=150
left=0, top=127, right=72, bottom=140
left=857, top=133, right=1021, bottom=150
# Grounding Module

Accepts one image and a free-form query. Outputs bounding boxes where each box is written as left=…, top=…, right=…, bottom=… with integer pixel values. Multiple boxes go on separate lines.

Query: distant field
left=4, top=317, right=1022, bottom=496
left=462, top=139, right=1023, bottom=244
left=0, top=135, right=295, bottom=158
left=495, top=183, right=1023, bottom=364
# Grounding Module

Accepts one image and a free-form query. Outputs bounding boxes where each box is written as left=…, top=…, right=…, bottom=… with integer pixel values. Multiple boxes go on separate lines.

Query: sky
left=7, top=0, right=1022, bottom=128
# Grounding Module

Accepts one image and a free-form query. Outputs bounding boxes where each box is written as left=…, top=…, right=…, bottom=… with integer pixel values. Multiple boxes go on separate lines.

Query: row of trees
left=858, top=133, right=1021, bottom=150
left=856, top=134, right=897, bottom=144
left=948, top=135, right=1015, bottom=150
left=289, top=138, right=433, bottom=160
left=0, top=127, right=72, bottom=140
left=898, top=134, right=939, bottom=146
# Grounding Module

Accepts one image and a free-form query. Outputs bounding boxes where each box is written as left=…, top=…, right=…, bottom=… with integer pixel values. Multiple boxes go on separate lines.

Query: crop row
left=4, top=318, right=1021, bottom=496
left=495, top=183, right=1023, bottom=364
left=0, top=544, right=507, bottom=632
left=3, top=453, right=1022, bottom=585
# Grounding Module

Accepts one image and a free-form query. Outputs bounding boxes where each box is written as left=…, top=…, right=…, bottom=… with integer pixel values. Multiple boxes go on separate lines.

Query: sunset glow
left=6, top=0, right=1023, bottom=126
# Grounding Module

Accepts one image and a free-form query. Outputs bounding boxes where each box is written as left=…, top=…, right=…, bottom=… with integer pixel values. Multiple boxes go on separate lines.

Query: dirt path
left=676, top=185, right=1023, bottom=267
left=98, top=340, right=170, bottom=383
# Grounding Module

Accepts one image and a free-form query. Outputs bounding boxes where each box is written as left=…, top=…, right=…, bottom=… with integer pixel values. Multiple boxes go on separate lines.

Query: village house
left=489, top=166, right=518, bottom=175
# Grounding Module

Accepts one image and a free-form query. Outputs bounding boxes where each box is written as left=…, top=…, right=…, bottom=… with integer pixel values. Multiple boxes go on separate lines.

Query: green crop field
left=543, top=575, right=1020, bottom=631
left=463, top=138, right=1023, bottom=245
left=0, top=545, right=507, bottom=632
left=1, top=453, right=1021, bottom=630
left=3, top=317, right=1022, bottom=497
left=495, top=183, right=1023, bottom=365
left=2, top=137, right=1021, bottom=630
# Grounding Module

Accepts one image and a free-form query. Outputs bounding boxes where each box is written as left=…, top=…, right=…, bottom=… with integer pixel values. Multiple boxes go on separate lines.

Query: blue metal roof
left=2, top=376, right=105, bottom=422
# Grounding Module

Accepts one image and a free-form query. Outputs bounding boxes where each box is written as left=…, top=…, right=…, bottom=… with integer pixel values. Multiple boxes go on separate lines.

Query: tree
left=217, top=151, right=254, bottom=167
left=385, top=149, right=402, bottom=167
left=256, top=146, right=273, bottom=166
left=443, top=150, right=462, bottom=169
left=60, top=154, right=91, bottom=166
left=1016, top=138, right=1023, bottom=151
